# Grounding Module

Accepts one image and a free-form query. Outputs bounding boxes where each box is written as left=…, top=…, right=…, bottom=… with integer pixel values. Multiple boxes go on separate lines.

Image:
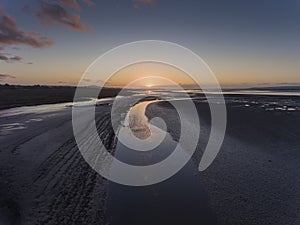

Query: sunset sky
left=0, top=0, right=300, bottom=87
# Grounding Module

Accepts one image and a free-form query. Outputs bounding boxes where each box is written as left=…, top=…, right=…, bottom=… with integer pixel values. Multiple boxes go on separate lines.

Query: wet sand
left=147, top=95, right=300, bottom=225
left=0, top=94, right=299, bottom=224
left=0, top=104, right=114, bottom=224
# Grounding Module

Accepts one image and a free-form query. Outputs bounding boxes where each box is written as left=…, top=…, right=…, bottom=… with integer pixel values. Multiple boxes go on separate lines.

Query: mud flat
left=146, top=95, right=300, bottom=225
left=0, top=104, right=115, bottom=224
left=0, top=94, right=299, bottom=224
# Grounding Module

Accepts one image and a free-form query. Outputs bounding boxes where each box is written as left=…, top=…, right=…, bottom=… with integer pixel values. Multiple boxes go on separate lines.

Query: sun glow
left=145, top=83, right=154, bottom=88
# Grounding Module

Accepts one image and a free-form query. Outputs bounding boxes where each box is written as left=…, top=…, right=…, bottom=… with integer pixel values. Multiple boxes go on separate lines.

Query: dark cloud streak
left=57, top=0, right=94, bottom=11
left=0, top=5, right=53, bottom=63
left=0, top=13, right=53, bottom=48
left=0, top=73, right=16, bottom=80
left=36, top=1, right=92, bottom=32
left=0, top=53, right=22, bottom=62
left=57, top=0, right=81, bottom=11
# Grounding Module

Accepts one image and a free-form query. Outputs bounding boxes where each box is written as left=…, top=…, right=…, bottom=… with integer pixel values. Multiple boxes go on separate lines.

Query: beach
left=0, top=93, right=299, bottom=224
left=2, top=0, right=300, bottom=224
left=147, top=95, right=300, bottom=225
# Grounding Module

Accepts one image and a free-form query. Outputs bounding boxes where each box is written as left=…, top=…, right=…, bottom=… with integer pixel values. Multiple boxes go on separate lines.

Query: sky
left=0, top=0, right=300, bottom=87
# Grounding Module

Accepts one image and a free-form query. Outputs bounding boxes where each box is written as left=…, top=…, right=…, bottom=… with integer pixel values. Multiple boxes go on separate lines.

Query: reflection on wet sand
left=105, top=100, right=217, bottom=225
left=0, top=90, right=299, bottom=224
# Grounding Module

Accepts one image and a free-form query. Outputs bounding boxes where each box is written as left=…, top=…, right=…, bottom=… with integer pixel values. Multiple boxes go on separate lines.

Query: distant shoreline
left=0, top=85, right=120, bottom=110
left=1, top=84, right=300, bottom=110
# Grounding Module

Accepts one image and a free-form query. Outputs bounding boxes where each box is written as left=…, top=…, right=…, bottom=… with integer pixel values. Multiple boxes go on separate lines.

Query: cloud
left=0, top=53, right=22, bottom=63
left=9, top=55, right=22, bottom=61
left=0, top=54, right=8, bottom=61
left=36, top=1, right=92, bottom=32
left=0, top=5, right=52, bottom=63
left=0, top=73, right=16, bottom=81
left=0, top=10, right=53, bottom=48
left=57, top=0, right=94, bottom=11
left=57, top=0, right=81, bottom=11
left=276, top=82, right=300, bottom=86
left=133, top=0, right=156, bottom=9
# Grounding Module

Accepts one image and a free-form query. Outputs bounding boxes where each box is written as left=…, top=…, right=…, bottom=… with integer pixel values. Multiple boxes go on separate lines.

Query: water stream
left=105, top=100, right=217, bottom=225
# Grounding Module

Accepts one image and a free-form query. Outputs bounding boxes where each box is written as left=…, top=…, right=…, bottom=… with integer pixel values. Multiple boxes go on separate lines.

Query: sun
left=145, top=83, right=154, bottom=88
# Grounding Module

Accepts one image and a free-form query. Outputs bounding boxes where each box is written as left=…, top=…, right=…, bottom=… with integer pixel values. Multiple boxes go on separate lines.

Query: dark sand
left=146, top=95, right=300, bottom=225
left=0, top=85, right=120, bottom=110
left=0, top=94, right=299, bottom=224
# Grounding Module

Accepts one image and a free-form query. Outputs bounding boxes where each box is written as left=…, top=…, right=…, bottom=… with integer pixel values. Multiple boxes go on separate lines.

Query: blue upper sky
left=0, top=0, right=300, bottom=86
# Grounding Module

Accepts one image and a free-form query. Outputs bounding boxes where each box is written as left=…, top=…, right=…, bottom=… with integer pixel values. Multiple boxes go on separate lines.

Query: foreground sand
left=0, top=95, right=299, bottom=224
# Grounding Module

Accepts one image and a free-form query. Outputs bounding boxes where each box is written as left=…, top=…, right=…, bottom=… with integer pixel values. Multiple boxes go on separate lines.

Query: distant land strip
left=0, top=84, right=121, bottom=110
